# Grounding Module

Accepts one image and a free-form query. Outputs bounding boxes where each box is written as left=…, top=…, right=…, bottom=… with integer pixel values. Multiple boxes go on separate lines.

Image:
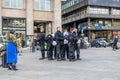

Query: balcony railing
left=84, top=26, right=120, bottom=30
left=62, top=0, right=88, bottom=15
left=62, top=13, right=120, bottom=25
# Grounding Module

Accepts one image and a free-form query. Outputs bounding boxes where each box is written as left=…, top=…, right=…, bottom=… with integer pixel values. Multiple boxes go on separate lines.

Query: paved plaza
left=0, top=47, right=120, bottom=80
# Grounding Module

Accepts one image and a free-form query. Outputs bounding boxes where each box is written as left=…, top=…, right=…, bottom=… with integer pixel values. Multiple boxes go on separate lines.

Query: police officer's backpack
left=68, top=33, right=74, bottom=41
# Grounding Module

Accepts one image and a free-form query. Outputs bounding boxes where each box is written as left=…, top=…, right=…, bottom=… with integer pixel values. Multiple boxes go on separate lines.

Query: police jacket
left=55, top=31, right=64, bottom=42
left=63, top=32, right=69, bottom=44
left=46, top=34, right=53, bottom=43
left=37, top=32, right=46, bottom=44
left=72, top=32, right=78, bottom=44
left=68, top=32, right=75, bottom=45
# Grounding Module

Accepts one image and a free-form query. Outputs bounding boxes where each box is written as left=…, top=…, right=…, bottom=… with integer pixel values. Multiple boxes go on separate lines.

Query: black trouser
left=74, top=44, right=80, bottom=59
left=68, top=43, right=75, bottom=61
left=63, top=44, right=69, bottom=59
left=47, top=43, right=53, bottom=60
left=7, top=62, right=17, bottom=70
left=113, top=43, right=117, bottom=50
left=40, top=44, right=45, bottom=59
left=56, top=43, right=63, bottom=60
left=54, top=46, right=57, bottom=59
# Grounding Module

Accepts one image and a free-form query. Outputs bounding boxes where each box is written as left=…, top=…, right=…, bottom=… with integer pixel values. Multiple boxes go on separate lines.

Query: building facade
left=62, top=0, right=120, bottom=42
left=0, top=0, right=61, bottom=42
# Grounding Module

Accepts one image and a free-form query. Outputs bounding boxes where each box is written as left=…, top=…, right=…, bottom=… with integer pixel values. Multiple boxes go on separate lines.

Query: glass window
left=88, top=7, right=109, bottom=14
left=34, top=0, right=51, bottom=11
left=112, top=9, right=120, bottom=15
left=113, top=20, right=120, bottom=27
left=18, top=0, right=23, bottom=8
left=34, top=0, right=40, bottom=10
left=11, top=0, right=16, bottom=8
left=3, top=18, right=26, bottom=27
left=4, top=0, right=23, bottom=9
left=4, top=0, right=10, bottom=7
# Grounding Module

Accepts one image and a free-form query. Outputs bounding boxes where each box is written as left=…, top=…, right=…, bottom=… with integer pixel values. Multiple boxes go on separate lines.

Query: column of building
left=0, top=0, right=2, bottom=34
left=25, top=0, right=34, bottom=47
left=88, top=18, right=91, bottom=42
left=46, top=22, right=52, bottom=35
left=53, top=0, right=62, bottom=33
left=26, top=0, right=34, bottom=37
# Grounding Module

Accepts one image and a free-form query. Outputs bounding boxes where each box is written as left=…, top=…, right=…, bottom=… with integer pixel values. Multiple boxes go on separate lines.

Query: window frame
left=4, top=0, right=23, bottom=9
left=34, top=0, right=51, bottom=11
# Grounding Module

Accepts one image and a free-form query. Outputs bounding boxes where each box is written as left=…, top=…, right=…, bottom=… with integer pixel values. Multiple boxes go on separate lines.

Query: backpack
left=68, top=33, right=74, bottom=42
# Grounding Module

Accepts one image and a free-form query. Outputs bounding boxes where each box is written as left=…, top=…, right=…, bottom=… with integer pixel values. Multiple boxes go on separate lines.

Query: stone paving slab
left=0, top=47, right=120, bottom=80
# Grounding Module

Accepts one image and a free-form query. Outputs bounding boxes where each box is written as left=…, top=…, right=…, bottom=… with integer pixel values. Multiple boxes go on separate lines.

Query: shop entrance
left=34, top=21, right=52, bottom=39
left=34, top=22, right=46, bottom=39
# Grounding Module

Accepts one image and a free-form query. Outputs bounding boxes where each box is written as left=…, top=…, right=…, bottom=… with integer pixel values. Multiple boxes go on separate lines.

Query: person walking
left=113, top=35, right=118, bottom=51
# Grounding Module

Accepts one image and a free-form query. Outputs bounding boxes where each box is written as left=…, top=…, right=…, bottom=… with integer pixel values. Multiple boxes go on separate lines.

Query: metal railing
left=62, top=13, right=120, bottom=24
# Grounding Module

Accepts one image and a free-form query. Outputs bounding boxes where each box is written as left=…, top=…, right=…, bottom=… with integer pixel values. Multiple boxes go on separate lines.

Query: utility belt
left=57, top=40, right=64, bottom=45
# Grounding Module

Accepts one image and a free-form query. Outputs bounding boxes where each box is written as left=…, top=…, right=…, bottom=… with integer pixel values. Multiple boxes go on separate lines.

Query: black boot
left=8, top=64, right=12, bottom=70
left=12, top=65, right=18, bottom=71
left=8, top=66, right=12, bottom=70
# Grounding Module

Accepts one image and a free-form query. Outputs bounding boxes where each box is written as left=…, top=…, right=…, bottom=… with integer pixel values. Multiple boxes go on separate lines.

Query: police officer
left=37, top=28, right=46, bottom=60
left=55, top=27, right=64, bottom=61
left=63, top=29, right=69, bottom=60
left=46, top=32, right=54, bottom=60
left=51, top=33, right=57, bottom=59
left=72, top=28, right=81, bottom=60
left=68, top=29, right=75, bottom=61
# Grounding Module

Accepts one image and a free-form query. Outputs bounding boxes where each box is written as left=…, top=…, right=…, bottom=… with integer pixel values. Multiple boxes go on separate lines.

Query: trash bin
left=0, top=45, right=7, bottom=68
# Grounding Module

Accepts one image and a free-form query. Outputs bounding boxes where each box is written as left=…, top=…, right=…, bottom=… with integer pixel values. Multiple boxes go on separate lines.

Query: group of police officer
left=36, top=27, right=81, bottom=61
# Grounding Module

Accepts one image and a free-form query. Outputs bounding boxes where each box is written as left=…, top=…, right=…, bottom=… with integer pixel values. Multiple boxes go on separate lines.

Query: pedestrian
left=29, top=39, right=32, bottom=51
left=6, top=30, right=18, bottom=70
left=16, top=36, right=22, bottom=56
left=113, top=35, right=118, bottom=51
left=32, top=39, right=37, bottom=53
left=22, top=39, right=25, bottom=48
left=36, top=28, right=46, bottom=60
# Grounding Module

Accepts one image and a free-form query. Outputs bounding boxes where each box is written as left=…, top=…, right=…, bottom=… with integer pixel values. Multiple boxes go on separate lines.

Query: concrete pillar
left=88, top=18, right=91, bottom=42
left=111, top=8, right=113, bottom=15
left=53, top=0, right=62, bottom=33
left=26, top=0, right=33, bottom=36
left=74, top=22, right=76, bottom=28
left=46, top=22, right=52, bottom=35
left=0, top=0, right=2, bottom=34
left=87, top=6, right=90, bottom=14
left=112, top=19, right=114, bottom=26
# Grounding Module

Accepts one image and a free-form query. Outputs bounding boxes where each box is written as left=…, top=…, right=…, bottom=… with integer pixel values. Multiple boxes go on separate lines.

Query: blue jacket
left=6, top=42, right=18, bottom=64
